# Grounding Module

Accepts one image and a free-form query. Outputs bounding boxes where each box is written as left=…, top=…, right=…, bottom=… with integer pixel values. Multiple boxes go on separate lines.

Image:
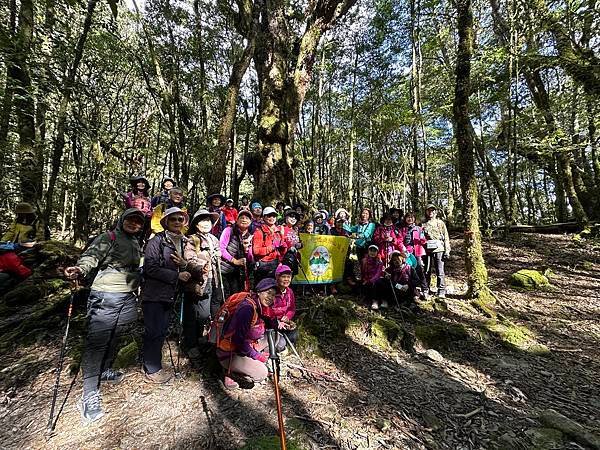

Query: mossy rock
left=484, top=319, right=549, bottom=354
left=415, top=323, right=469, bottom=350
left=1, top=283, right=45, bottom=306
left=240, top=435, right=303, bottom=450
left=114, top=340, right=139, bottom=369
left=510, top=269, right=550, bottom=290
left=525, top=427, right=564, bottom=450
left=295, top=324, right=322, bottom=357
left=370, top=317, right=404, bottom=349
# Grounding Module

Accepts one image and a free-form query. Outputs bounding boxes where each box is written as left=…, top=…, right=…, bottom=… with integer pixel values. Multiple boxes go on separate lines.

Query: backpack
left=82, top=231, right=117, bottom=287
left=208, top=292, right=257, bottom=351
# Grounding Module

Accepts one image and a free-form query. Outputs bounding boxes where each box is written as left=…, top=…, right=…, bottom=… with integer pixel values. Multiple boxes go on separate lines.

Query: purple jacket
left=385, top=263, right=418, bottom=287
left=220, top=295, right=266, bottom=360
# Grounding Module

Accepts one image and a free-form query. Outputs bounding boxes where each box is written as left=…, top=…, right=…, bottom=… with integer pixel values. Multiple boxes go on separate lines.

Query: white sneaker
left=371, top=301, right=379, bottom=310
left=380, top=300, right=389, bottom=309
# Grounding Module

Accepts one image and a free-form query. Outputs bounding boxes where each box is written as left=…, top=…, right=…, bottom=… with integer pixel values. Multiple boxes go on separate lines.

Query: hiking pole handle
left=267, top=329, right=278, bottom=360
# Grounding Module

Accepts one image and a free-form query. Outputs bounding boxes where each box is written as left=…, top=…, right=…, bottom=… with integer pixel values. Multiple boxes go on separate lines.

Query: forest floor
left=0, top=232, right=599, bottom=449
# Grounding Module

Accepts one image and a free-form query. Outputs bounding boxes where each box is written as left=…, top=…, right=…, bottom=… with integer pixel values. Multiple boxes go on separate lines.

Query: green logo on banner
left=309, top=246, right=330, bottom=276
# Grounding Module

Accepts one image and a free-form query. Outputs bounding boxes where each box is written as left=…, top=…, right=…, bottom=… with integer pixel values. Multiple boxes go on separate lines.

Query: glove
left=294, top=242, right=303, bottom=249
left=288, top=246, right=297, bottom=254
left=272, top=239, right=282, bottom=248
left=442, top=253, right=450, bottom=261
left=257, top=351, right=269, bottom=363
left=395, top=283, right=409, bottom=292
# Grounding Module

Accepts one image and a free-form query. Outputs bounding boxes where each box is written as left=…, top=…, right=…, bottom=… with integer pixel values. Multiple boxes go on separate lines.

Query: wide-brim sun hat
left=189, top=208, right=219, bottom=229
left=207, top=193, right=226, bottom=205
left=130, top=176, right=150, bottom=189
left=160, top=207, right=189, bottom=228
left=285, top=210, right=300, bottom=220
left=368, top=244, right=379, bottom=251
left=335, top=208, right=350, bottom=219
left=15, top=202, right=35, bottom=214
left=426, top=204, right=437, bottom=211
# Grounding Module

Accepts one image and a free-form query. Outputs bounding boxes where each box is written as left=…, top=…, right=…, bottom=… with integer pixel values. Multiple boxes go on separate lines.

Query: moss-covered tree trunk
left=205, top=0, right=258, bottom=195
left=250, top=0, right=357, bottom=203
left=12, top=0, right=43, bottom=203
left=453, top=0, right=489, bottom=298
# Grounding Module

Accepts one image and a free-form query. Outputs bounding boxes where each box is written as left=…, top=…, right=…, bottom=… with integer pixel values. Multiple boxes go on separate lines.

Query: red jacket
left=0, top=252, right=32, bottom=278
left=252, top=224, right=285, bottom=262
left=373, top=224, right=405, bottom=262
left=222, top=206, right=239, bottom=225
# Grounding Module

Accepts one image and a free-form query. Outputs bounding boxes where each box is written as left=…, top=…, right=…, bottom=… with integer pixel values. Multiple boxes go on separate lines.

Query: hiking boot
left=371, top=301, right=379, bottom=310
left=437, top=291, right=446, bottom=299
left=78, top=391, right=104, bottom=424
left=421, top=291, right=429, bottom=301
left=100, top=369, right=125, bottom=385
left=380, top=300, right=389, bottom=309
left=144, top=368, right=172, bottom=384
left=223, top=375, right=239, bottom=390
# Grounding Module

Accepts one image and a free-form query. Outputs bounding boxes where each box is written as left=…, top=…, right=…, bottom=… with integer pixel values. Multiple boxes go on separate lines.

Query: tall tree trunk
left=453, top=0, right=489, bottom=299
left=206, top=0, right=258, bottom=194
left=44, top=0, right=97, bottom=224
left=250, top=0, right=357, bottom=203
left=0, top=0, right=17, bottom=174
left=11, top=0, right=42, bottom=203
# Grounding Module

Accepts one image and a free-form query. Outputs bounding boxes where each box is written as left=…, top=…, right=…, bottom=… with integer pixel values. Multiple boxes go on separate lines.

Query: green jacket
left=422, top=218, right=450, bottom=255
left=77, top=209, right=142, bottom=293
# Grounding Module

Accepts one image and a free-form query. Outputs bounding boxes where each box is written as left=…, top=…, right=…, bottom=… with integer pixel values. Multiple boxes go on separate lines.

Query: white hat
left=263, top=206, right=277, bottom=216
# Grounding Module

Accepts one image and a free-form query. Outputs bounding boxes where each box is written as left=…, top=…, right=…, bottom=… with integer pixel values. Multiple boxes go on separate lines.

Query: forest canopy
left=0, top=0, right=598, bottom=242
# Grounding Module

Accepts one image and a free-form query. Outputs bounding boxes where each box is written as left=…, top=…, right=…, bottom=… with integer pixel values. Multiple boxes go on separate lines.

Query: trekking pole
left=267, top=329, right=287, bottom=450
left=387, top=278, right=405, bottom=323
left=295, top=251, right=316, bottom=296
left=47, top=280, right=79, bottom=433
left=282, top=333, right=304, bottom=367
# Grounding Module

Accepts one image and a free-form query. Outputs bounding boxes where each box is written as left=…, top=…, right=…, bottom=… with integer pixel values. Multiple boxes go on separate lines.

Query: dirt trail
left=0, top=233, right=599, bottom=449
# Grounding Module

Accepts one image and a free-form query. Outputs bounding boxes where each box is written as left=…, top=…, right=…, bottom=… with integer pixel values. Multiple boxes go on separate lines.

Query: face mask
left=197, top=219, right=212, bottom=233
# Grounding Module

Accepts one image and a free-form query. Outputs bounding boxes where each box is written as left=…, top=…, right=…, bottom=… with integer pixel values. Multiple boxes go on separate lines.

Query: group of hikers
left=0, top=175, right=450, bottom=425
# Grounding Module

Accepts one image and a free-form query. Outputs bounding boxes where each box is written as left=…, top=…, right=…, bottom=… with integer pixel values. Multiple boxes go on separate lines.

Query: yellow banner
left=292, top=233, right=350, bottom=284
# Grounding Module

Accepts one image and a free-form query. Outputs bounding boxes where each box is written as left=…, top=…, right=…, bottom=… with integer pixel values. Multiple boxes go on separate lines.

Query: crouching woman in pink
left=214, top=278, right=277, bottom=389
left=263, top=265, right=298, bottom=352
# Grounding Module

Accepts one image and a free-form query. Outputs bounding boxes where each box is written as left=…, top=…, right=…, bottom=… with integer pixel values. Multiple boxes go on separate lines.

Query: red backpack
left=208, top=292, right=258, bottom=352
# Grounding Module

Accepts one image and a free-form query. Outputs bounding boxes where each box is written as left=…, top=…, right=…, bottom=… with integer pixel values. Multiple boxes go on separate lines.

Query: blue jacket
left=351, top=222, right=376, bottom=248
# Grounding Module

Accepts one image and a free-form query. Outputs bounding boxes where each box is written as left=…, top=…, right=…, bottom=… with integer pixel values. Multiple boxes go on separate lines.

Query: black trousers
left=82, top=291, right=137, bottom=395
left=142, top=301, right=173, bottom=374
left=182, top=278, right=223, bottom=350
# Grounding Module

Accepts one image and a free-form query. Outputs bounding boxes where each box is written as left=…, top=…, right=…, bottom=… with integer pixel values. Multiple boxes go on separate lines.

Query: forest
left=0, top=0, right=599, bottom=449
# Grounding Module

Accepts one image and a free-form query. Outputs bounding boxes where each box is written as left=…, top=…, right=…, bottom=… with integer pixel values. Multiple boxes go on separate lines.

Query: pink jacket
left=264, top=287, right=296, bottom=322
left=124, top=191, right=152, bottom=217
left=399, top=224, right=426, bottom=257
left=361, top=255, right=383, bottom=285
left=373, top=225, right=405, bottom=261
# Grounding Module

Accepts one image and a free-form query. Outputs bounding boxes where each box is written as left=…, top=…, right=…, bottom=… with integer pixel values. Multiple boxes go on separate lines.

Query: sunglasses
left=168, top=216, right=186, bottom=222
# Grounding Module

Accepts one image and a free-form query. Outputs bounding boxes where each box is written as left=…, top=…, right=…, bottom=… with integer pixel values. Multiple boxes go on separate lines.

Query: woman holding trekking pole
left=182, top=209, right=223, bottom=361
left=64, top=208, right=145, bottom=424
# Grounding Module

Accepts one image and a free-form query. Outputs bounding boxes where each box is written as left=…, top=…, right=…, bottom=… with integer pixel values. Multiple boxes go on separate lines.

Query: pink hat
left=275, top=264, right=292, bottom=276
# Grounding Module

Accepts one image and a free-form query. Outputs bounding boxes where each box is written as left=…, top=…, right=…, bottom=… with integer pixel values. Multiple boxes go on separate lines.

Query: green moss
left=240, top=435, right=303, bottom=450
left=510, top=269, right=550, bottom=290
left=484, top=319, right=549, bottom=354
left=414, top=323, right=469, bottom=350
left=114, top=340, right=139, bottom=369
left=471, top=297, right=497, bottom=319
left=370, top=317, right=404, bottom=349
left=295, top=324, right=322, bottom=357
